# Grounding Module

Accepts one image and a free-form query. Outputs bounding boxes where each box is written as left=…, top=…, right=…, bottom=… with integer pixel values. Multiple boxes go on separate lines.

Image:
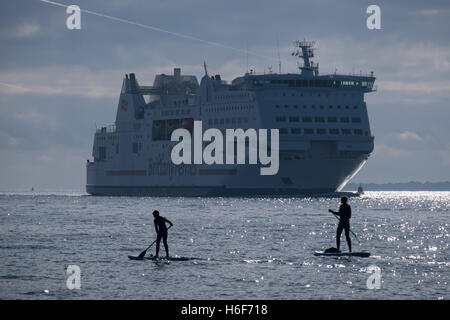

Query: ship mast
left=294, top=40, right=319, bottom=76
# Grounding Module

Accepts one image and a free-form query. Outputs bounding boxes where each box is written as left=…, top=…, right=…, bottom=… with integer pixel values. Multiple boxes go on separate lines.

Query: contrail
left=39, top=0, right=276, bottom=61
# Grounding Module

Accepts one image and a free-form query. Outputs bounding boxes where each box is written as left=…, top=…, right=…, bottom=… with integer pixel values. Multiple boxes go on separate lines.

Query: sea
left=0, top=191, right=448, bottom=300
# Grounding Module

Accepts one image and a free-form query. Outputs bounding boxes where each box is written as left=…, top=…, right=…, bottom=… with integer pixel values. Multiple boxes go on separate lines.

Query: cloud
left=2, top=22, right=41, bottom=38
left=0, top=66, right=122, bottom=98
left=395, top=131, right=423, bottom=142
left=38, top=155, right=53, bottom=162
left=378, top=80, right=450, bottom=94
left=0, top=132, right=20, bottom=147
left=13, top=111, right=48, bottom=125
left=0, top=61, right=245, bottom=98
left=440, top=147, right=450, bottom=166
left=1, top=0, right=450, bottom=189
left=374, top=144, right=412, bottom=158
left=409, top=9, right=450, bottom=16
left=316, top=37, right=450, bottom=95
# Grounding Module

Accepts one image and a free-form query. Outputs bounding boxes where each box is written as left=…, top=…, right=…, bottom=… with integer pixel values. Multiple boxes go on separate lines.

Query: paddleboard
left=314, top=251, right=370, bottom=257
left=128, top=255, right=194, bottom=261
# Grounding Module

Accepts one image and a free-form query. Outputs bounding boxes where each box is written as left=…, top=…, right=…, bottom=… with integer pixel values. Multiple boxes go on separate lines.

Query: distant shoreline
left=344, top=182, right=450, bottom=191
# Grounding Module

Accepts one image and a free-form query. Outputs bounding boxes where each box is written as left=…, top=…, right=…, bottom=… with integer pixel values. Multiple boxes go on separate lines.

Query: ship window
left=330, top=129, right=339, bottom=135
left=320, top=105, right=324, bottom=109
left=352, top=117, right=361, bottom=123
left=342, top=129, right=351, bottom=135
left=284, top=105, right=288, bottom=108
left=294, top=105, right=298, bottom=109
left=276, top=116, right=286, bottom=122
left=289, top=116, right=299, bottom=122
left=302, top=116, right=312, bottom=122
left=167, top=119, right=180, bottom=137
left=354, top=129, right=363, bottom=135
left=152, top=120, right=166, bottom=141
left=181, top=118, right=194, bottom=134
left=275, top=104, right=280, bottom=108
left=354, top=105, right=358, bottom=109
left=315, top=117, right=325, bottom=123
left=279, top=128, right=288, bottom=134
left=291, top=128, right=301, bottom=134
left=340, top=117, right=349, bottom=123
left=328, top=117, right=337, bottom=123
left=304, top=128, right=314, bottom=134
left=317, top=128, right=326, bottom=135
left=132, top=142, right=142, bottom=153
left=99, top=147, right=106, bottom=160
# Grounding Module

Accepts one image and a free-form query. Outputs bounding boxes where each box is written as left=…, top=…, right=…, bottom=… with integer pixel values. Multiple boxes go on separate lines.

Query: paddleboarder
left=153, top=210, right=174, bottom=258
left=328, top=196, right=352, bottom=253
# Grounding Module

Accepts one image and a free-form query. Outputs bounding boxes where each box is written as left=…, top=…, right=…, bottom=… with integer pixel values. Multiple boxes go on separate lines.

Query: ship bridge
left=236, top=40, right=376, bottom=93
left=240, top=73, right=376, bottom=93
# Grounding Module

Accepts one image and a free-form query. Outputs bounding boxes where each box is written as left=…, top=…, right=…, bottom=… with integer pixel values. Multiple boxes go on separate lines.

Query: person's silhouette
left=153, top=210, right=173, bottom=258
left=328, top=197, right=352, bottom=252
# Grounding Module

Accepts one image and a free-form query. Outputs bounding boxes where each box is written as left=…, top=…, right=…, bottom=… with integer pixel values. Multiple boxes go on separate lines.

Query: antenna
left=276, top=36, right=281, bottom=73
left=246, top=41, right=249, bottom=73
left=203, top=61, right=208, bottom=76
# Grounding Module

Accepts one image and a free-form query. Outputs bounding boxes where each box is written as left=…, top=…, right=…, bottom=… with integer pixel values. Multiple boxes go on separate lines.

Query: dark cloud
left=0, top=0, right=449, bottom=190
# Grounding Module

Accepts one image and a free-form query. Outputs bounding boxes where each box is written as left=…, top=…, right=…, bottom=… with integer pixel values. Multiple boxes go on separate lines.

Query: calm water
left=0, top=191, right=448, bottom=299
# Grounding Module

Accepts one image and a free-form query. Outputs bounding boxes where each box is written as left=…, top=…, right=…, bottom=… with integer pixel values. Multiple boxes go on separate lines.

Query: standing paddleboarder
left=328, top=196, right=352, bottom=253
left=153, top=210, right=174, bottom=258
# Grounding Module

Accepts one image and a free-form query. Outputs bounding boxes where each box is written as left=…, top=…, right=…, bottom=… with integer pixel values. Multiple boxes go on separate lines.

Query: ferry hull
left=86, top=154, right=369, bottom=197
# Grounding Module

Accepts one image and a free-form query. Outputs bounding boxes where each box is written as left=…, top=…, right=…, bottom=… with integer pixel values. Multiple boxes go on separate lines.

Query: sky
left=0, top=0, right=449, bottom=191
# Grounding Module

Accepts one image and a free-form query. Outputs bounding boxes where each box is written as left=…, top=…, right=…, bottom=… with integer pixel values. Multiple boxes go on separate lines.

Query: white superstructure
left=86, top=41, right=376, bottom=196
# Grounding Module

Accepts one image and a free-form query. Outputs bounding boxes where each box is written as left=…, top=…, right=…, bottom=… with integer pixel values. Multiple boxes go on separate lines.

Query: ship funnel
left=121, top=73, right=140, bottom=94
left=116, top=73, right=146, bottom=128
left=174, top=68, right=181, bottom=78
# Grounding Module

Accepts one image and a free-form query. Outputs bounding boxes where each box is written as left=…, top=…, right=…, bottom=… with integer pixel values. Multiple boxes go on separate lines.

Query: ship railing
left=96, top=124, right=116, bottom=134
left=345, top=71, right=375, bottom=78
left=245, top=71, right=281, bottom=76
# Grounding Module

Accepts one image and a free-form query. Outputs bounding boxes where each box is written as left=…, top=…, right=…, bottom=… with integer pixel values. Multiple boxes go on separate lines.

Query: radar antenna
left=293, top=40, right=319, bottom=76
left=203, top=61, right=208, bottom=76
left=277, top=37, right=282, bottom=73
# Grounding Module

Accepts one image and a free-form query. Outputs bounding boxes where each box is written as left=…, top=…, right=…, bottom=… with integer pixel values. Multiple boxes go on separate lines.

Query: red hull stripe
left=199, top=169, right=237, bottom=176
left=106, top=170, right=147, bottom=176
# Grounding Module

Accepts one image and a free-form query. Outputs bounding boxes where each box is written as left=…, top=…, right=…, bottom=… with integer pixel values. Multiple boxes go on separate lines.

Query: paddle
left=330, top=212, right=360, bottom=243
left=137, top=225, right=172, bottom=259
